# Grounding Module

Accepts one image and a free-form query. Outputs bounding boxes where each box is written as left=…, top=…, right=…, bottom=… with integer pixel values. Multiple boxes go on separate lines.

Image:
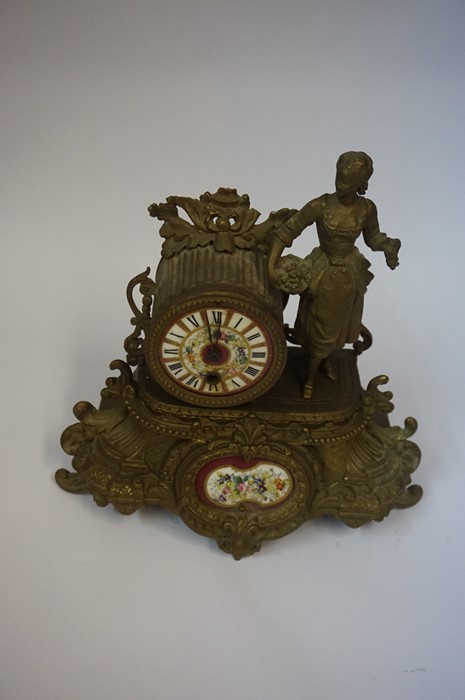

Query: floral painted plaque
left=196, top=457, right=293, bottom=508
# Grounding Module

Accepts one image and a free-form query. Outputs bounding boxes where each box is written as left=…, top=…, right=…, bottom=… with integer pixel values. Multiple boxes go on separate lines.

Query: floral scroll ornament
left=205, top=416, right=270, bottom=461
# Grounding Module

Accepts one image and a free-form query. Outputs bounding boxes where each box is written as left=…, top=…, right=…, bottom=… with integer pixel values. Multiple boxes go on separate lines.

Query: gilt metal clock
left=57, top=160, right=422, bottom=559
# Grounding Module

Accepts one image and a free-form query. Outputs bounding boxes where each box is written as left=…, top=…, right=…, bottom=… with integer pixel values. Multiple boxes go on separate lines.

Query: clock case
left=56, top=188, right=422, bottom=559
left=145, top=249, right=287, bottom=407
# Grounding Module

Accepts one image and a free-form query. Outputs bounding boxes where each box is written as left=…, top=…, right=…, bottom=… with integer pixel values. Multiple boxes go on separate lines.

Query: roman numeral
left=163, top=348, right=179, bottom=355
left=212, top=310, right=223, bottom=324
left=233, top=316, right=244, bottom=329
left=231, top=379, right=241, bottom=388
left=252, top=351, right=266, bottom=359
left=245, top=366, right=260, bottom=377
left=168, top=362, right=183, bottom=375
left=208, top=383, right=219, bottom=392
left=169, top=331, right=184, bottom=339
left=247, top=332, right=261, bottom=342
left=185, top=376, right=200, bottom=388
left=186, top=314, right=200, bottom=328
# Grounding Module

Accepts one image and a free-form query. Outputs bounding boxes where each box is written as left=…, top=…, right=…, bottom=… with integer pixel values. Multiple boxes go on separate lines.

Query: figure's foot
left=321, top=358, right=337, bottom=381
left=303, top=383, right=314, bottom=399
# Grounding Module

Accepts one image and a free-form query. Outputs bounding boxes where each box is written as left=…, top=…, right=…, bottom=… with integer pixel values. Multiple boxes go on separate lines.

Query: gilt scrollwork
left=148, top=188, right=296, bottom=258
left=124, top=268, right=156, bottom=366
left=206, top=416, right=283, bottom=461
left=310, top=375, right=422, bottom=527
left=57, top=348, right=422, bottom=556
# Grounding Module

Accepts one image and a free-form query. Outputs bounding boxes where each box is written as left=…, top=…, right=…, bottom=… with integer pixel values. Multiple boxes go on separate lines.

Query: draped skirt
left=293, top=246, right=374, bottom=358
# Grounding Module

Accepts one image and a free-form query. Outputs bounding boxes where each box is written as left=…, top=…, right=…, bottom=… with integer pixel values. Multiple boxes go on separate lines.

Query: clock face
left=158, top=307, right=273, bottom=400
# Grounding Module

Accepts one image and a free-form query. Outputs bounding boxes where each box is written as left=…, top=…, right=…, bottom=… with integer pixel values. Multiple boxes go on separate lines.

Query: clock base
left=56, top=348, right=422, bottom=559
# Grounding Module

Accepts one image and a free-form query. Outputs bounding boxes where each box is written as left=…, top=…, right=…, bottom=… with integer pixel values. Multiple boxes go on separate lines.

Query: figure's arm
left=362, top=199, right=401, bottom=270
left=267, top=199, right=320, bottom=285
left=252, top=208, right=297, bottom=243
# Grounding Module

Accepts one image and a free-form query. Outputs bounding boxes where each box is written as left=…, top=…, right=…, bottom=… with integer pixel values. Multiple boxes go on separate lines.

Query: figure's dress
left=277, top=193, right=387, bottom=360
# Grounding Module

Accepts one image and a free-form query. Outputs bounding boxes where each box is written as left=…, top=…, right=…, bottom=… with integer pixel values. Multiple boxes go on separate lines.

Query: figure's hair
left=336, top=151, right=374, bottom=195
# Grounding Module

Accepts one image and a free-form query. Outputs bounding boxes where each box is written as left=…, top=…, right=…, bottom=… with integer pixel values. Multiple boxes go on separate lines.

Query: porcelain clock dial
left=146, top=301, right=285, bottom=407
left=162, top=307, right=270, bottom=391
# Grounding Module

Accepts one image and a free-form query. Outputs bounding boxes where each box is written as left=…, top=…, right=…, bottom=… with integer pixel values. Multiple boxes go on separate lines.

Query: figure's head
left=335, top=151, right=373, bottom=196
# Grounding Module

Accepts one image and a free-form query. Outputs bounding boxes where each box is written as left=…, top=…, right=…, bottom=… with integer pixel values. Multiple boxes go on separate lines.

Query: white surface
left=2, top=1, right=464, bottom=699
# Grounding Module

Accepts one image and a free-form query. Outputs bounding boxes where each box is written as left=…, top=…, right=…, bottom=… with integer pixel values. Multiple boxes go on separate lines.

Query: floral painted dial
left=158, top=307, right=273, bottom=400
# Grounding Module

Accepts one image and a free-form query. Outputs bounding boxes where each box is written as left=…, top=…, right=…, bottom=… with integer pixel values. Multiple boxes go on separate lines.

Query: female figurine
left=268, top=151, right=400, bottom=399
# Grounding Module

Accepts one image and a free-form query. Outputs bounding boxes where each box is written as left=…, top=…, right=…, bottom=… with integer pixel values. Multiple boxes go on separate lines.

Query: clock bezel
left=145, top=292, right=287, bottom=407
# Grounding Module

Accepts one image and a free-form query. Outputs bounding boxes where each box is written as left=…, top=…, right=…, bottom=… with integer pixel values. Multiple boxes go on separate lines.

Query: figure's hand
left=385, top=254, right=399, bottom=270
left=384, top=237, right=401, bottom=269
left=269, top=208, right=291, bottom=219
left=148, top=202, right=159, bottom=218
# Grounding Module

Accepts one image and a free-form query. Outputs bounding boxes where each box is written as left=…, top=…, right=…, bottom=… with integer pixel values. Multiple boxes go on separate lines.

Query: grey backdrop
left=2, top=1, right=464, bottom=699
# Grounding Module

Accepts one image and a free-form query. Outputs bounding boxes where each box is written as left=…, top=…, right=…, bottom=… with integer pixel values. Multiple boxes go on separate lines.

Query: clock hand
left=206, top=314, right=221, bottom=362
left=206, top=314, right=214, bottom=346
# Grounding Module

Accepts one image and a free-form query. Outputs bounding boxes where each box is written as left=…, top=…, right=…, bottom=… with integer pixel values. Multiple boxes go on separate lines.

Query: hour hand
left=214, top=324, right=222, bottom=342
left=205, top=315, right=221, bottom=361
left=206, top=315, right=214, bottom=346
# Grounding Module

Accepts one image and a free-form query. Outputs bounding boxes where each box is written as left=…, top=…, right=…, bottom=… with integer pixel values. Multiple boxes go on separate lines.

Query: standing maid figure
left=268, top=151, right=400, bottom=399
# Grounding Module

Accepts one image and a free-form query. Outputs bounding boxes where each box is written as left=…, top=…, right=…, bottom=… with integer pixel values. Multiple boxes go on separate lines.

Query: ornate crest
left=148, top=187, right=295, bottom=257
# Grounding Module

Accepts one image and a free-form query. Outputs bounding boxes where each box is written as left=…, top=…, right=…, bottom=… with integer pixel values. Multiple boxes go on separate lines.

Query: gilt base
left=56, top=348, right=422, bottom=559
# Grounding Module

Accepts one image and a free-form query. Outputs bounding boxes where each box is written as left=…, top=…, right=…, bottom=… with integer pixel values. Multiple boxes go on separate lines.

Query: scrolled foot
left=394, top=484, right=423, bottom=509
left=55, top=468, right=89, bottom=494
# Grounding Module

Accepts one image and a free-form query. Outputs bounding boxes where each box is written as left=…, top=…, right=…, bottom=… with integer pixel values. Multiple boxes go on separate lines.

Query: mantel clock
left=142, top=189, right=287, bottom=406
left=57, top=155, right=422, bottom=559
